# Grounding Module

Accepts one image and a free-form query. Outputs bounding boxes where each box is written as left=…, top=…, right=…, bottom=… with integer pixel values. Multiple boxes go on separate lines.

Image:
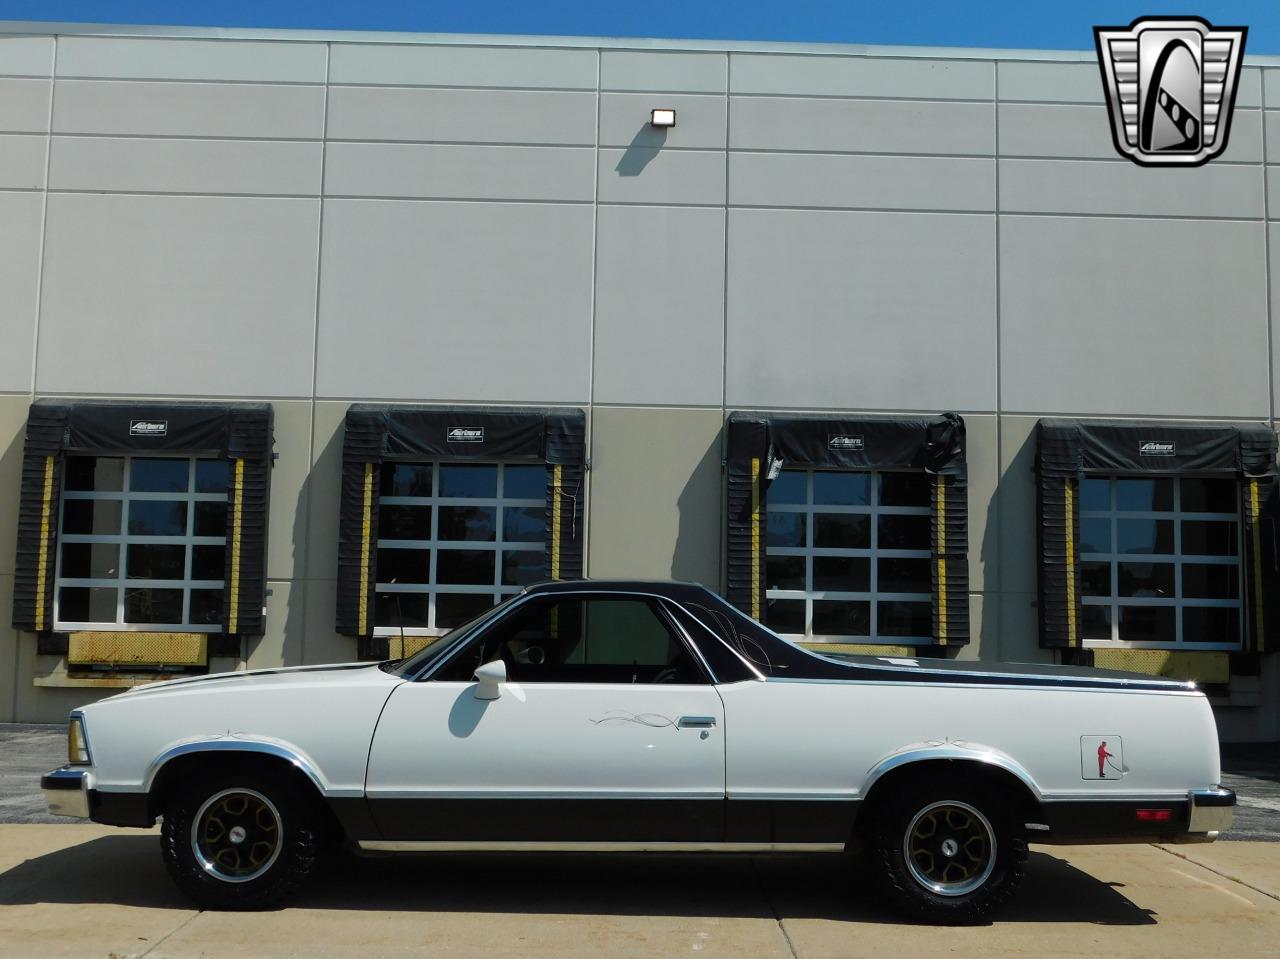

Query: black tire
left=160, top=766, right=323, bottom=909
left=868, top=775, right=1027, bottom=924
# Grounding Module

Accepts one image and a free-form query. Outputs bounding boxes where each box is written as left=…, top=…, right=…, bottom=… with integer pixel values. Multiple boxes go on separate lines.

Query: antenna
left=389, top=578, right=406, bottom=661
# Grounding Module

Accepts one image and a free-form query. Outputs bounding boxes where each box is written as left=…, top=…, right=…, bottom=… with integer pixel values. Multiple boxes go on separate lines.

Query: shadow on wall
left=981, top=425, right=1045, bottom=664
left=615, top=125, right=667, bottom=177
left=300, top=415, right=350, bottom=665
left=671, top=429, right=722, bottom=586
left=979, top=445, right=1002, bottom=662
left=243, top=410, right=341, bottom=671
left=241, top=457, right=306, bottom=671
left=279, top=420, right=314, bottom=668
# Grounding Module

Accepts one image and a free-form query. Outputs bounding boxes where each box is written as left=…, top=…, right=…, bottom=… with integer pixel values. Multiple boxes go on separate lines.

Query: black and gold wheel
left=903, top=800, right=995, bottom=897
left=161, top=767, right=323, bottom=909
left=191, top=788, right=283, bottom=884
left=869, top=776, right=1027, bottom=924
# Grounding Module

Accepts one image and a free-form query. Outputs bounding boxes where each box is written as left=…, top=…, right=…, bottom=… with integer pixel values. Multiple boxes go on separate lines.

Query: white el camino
left=43, top=580, right=1234, bottom=923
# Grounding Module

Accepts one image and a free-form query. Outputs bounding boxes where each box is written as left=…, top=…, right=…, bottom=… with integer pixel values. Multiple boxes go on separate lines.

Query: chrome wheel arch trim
left=861, top=743, right=1044, bottom=803
left=142, top=739, right=353, bottom=798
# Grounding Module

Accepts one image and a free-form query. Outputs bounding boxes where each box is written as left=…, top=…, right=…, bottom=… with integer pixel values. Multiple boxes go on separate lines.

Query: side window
left=434, top=595, right=706, bottom=684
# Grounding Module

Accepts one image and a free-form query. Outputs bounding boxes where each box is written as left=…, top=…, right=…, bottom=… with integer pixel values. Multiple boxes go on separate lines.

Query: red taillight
left=1136, top=808, right=1174, bottom=822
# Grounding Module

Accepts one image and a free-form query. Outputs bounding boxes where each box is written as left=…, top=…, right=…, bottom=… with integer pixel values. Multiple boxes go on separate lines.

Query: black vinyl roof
left=522, top=578, right=1189, bottom=691
left=524, top=579, right=715, bottom=602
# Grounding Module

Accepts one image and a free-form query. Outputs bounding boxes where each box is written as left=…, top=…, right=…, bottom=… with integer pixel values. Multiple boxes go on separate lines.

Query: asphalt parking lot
left=1, top=725, right=1277, bottom=958
left=0, top=725, right=76, bottom=825
left=1220, top=744, right=1280, bottom=841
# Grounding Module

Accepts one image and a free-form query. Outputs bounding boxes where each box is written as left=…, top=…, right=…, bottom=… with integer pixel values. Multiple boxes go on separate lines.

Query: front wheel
left=869, top=777, right=1027, bottom=924
left=160, top=767, right=323, bottom=909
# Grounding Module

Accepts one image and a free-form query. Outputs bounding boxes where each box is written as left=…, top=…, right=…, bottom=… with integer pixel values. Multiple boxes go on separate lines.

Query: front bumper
left=1187, top=787, right=1235, bottom=835
left=42, top=767, right=91, bottom=819
left=42, top=768, right=155, bottom=826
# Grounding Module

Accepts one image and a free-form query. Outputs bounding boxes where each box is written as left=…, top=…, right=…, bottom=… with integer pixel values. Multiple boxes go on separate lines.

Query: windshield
left=379, top=594, right=525, bottom=678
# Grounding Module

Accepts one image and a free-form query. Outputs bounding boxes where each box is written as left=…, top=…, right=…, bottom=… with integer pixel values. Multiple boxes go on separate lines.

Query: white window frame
left=1079, top=474, right=1243, bottom=651
left=53, top=454, right=228, bottom=633
left=766, top=468, right=933, bottom=645
left=375, top=461, right=546, bottom=638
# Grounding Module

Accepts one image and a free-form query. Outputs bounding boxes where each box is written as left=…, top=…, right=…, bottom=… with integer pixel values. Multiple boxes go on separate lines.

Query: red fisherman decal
left=1097, top=740, right=1115, bottom=778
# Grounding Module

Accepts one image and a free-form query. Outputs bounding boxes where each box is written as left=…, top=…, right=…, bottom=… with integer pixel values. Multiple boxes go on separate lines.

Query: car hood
left=107, top=661, right=393, bottom=699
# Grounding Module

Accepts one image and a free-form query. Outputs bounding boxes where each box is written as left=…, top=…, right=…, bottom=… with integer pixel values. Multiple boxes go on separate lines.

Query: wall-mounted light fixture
left=650, top=108, right=676, bottom=128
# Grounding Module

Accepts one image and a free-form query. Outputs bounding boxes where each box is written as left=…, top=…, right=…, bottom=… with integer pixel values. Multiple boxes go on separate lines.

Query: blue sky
left=1, top=2, right=1279, bottom=53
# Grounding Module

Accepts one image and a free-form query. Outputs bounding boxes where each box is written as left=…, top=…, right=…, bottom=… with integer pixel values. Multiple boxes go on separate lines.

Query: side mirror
left=473, top=659, right=507, bottom=700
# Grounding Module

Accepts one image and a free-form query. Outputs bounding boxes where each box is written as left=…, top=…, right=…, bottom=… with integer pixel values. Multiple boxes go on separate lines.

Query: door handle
left=677, top=715, right=717, bottom=729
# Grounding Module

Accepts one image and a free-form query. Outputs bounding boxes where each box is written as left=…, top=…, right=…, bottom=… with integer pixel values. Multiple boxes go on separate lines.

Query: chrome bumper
left=42, top=767, right=91, bottom=819
left=1186, top=787, right=1235, bottom=836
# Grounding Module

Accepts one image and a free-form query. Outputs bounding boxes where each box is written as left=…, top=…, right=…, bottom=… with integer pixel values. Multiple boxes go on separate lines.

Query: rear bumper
left=1037, top=787, right=1236, bottom=844
left=1187, top=787, right=1235, bottom=835
left=42, top=767, right=91, bottom=819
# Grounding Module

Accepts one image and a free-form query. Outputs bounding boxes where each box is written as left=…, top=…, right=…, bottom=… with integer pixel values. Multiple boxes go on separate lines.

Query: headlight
left=67, top=716, right=91, bottom=765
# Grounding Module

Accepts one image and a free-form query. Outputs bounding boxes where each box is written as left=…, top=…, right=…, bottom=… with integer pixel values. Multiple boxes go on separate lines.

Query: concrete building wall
left=0, top=25, right=1277, bottom=738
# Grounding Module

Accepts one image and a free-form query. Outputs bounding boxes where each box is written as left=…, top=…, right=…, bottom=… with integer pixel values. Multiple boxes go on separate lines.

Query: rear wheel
left=160, top=767, right=323, bottom=909
left=869, top=776, right=1027, bottom=924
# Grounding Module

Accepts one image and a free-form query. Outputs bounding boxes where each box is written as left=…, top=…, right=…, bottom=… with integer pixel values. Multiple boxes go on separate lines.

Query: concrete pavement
left=3, top=723, right=1277, bottom=957
left=1, top=825, right=1279, bottom=958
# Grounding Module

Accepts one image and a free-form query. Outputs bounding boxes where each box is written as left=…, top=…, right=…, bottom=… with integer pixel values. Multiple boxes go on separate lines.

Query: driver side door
left=365, top=592, right=727, bottom=843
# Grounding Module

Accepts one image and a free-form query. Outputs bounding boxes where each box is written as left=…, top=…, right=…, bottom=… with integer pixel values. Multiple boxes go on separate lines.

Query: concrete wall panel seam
left=1263, top=81, right=1277, bottom=425
left=27, top=34, right=54, bottom=396
left=582, top=47, right=602, bottom=566
left=293, top=41, right=330, bottom=658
